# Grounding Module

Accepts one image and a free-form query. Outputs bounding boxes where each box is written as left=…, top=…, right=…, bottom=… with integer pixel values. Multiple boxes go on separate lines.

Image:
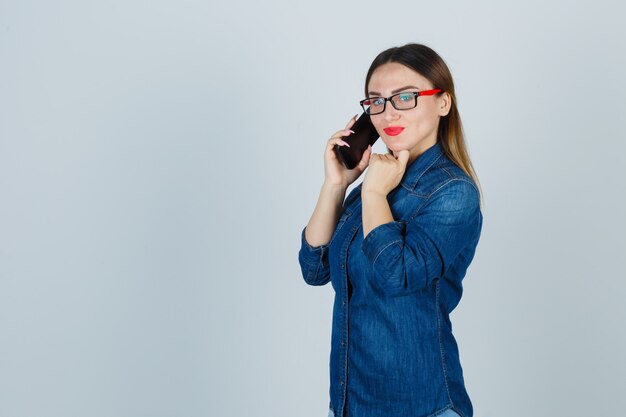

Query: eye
left=398, top=93, right=413, bottom=102
left=372, top=98, right=385, bottom=106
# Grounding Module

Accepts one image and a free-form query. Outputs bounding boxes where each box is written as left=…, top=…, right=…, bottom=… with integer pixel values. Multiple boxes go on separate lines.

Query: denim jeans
left=328, top=406, right=462, bottom=417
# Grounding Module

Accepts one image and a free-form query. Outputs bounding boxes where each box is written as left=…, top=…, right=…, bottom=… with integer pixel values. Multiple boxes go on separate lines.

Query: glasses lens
left=391, top=92, right=417, bottom=110
left=362, top=97, right=385, bottom=115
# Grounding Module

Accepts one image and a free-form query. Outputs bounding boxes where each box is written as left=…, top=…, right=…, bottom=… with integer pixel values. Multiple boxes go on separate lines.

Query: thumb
left=357, top=144, right=372, bottom=170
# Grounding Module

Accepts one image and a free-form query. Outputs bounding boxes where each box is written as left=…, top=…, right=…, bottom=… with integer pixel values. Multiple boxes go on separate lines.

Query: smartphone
left=334, top=112, right=380, bottom=169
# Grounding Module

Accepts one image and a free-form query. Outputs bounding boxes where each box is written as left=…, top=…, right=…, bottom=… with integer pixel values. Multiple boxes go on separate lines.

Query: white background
left=1, top=1, right=625, bottom=416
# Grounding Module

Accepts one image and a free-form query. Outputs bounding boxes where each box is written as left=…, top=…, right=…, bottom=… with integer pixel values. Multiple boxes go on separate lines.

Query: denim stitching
left=430, top=178, right=462, bottom=197
left=301, top=235, right=327, bottom=264
left=411, top=176, right=479, bottom=199
left=300, top=250, right=323, bottom=267
left=451, top=405, right=466, bottom=417
left=435, top=177, right=479, bottom=195
left=305, top=253, right=326, bottom=283
left=436, top=279, right=453, bottom=404
left=428, top=406, right=463, bottom=417
left=371, top=240, right=403, bottom=267
left=302, top=239, right=328, bottom=254
left=340, top=226, right=358, bottom=416
left=305, top=263, right=317, bottom=283
left=441, top=166, right=453, bottom=178
left=407, top=178, right=479, bottom=221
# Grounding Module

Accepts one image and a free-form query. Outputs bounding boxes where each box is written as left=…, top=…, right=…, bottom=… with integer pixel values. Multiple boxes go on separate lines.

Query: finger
left=326, top=137, right=351, bottom=149
left=364, top=144, right=373, bottom=159
left=360, top=144, right=372, bottom=160
left=356, top=144, right=372, bottom=170
left=329, top=136, right=351, bottom=146
left=396, top=149, right=410, bottom=166
left=330, top=129, right=354, bottom=139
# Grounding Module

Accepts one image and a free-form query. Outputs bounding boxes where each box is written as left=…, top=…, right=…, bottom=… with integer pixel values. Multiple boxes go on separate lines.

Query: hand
left=323, top=114, right=373, bottom=188
left=362, top=149, right=410, bottom=196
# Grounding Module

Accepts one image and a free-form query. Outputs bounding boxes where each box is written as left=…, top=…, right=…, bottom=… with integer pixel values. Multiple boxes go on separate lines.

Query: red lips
left=383, top=126, right=405, bottom=136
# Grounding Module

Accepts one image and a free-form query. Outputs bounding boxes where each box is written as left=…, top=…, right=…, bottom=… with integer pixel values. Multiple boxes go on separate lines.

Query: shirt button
left=342, top=301, right=346, bottom=306
left=340, top=380, right=344, bottom=385
left=341, top=341, right=345, bottom=346
left=340, top=263, right=345, bottom=269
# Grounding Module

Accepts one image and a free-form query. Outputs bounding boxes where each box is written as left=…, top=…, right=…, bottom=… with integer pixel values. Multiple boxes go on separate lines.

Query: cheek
left=409, top=109, right=438, bottom=129
left=370, top=119, right=385, bottom=136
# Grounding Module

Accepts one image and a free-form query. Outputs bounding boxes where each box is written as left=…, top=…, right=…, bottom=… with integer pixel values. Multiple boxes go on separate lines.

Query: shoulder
left=412, top=152, right=479, bottom=200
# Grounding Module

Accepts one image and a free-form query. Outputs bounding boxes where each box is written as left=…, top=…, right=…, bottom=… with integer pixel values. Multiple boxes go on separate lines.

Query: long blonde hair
left=364, top=43, right=484, bottom=209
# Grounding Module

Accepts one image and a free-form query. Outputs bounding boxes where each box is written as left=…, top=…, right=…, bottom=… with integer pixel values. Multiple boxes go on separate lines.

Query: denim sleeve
left=298, top=226, right=331, bottom=286
left=360, top=180, right=482, bottom=297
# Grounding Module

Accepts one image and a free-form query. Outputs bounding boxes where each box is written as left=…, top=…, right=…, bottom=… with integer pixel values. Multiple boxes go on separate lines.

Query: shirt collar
left=400, top=141, right=444, bottom=191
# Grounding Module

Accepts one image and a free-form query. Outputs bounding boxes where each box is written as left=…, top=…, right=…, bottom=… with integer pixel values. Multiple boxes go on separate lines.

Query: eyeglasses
left=359, top=89, right=442, bottom=115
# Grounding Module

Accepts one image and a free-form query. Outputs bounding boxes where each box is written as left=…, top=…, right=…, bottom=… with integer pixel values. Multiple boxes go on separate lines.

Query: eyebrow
left=368, top=85, right=420, bottom=96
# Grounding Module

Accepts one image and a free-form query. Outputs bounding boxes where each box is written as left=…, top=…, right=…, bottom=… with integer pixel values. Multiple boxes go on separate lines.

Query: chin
left=385, top=143, right=407, bottom=152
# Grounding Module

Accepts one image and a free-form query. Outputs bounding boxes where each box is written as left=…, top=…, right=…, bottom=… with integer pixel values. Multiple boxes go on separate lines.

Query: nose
left=382, top=102, right=400, bottom=122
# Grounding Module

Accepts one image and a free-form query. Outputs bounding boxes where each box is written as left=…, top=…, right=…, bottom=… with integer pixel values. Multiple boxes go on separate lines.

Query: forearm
left=304, top=182, right=348, bottom=247
left=362, top=190, right=394, bottom=238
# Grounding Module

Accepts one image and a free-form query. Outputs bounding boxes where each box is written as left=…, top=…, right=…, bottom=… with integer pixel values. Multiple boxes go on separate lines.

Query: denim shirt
left=298, top=141, right=483, bottom=417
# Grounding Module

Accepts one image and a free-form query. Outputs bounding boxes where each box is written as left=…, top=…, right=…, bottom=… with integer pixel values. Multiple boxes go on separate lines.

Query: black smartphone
left=334, top=112, right=379, bottom=169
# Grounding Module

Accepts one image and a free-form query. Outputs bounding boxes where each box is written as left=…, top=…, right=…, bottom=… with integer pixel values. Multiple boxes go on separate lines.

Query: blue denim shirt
left=298, top=142, right=483, bottom=417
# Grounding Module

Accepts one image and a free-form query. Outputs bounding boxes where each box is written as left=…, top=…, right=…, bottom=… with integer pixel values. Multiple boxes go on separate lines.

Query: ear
left=438, top=92, right=452, bottom=117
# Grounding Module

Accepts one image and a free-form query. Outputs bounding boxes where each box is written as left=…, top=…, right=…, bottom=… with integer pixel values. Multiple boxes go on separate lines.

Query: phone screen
left=334, top=113, right=380, bottom=169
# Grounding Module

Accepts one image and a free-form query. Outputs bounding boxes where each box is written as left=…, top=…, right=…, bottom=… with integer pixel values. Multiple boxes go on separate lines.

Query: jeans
left=328, top=407, right=462, bottom=417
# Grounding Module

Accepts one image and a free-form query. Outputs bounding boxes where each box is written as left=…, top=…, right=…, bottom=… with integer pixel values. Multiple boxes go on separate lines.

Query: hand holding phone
left=333, top=112, right=380, bottom=169
left=323, top=114, right=376, bottom=188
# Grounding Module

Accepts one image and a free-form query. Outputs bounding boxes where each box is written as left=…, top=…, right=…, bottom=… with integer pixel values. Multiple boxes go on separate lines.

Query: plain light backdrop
left=1, top=1, right=625, bottom=416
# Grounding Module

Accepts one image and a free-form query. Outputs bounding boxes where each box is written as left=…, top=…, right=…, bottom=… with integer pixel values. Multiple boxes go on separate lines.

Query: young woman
left=298, top=43, right=483, bottom=417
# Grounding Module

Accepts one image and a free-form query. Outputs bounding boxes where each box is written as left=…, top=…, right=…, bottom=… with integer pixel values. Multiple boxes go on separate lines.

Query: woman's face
left=366, top=62, right=451, bottom=163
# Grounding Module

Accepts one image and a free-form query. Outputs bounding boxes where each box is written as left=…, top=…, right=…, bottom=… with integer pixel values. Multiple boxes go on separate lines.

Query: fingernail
left=343, top=141, right=351, bottom=147
left=354, top=113, right=358, bottom=119
left=348, top=129, right=355, bottom=134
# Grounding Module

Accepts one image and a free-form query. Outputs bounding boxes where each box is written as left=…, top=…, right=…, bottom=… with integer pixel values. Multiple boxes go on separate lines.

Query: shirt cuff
left=299, top=226, right=330, bottom=265
left=361, top=221, right=405, bottom=266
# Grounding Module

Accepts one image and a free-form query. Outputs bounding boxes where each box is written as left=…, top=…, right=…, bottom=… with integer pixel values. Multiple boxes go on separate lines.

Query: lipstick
left=383, top=126, right=405, bottom=136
